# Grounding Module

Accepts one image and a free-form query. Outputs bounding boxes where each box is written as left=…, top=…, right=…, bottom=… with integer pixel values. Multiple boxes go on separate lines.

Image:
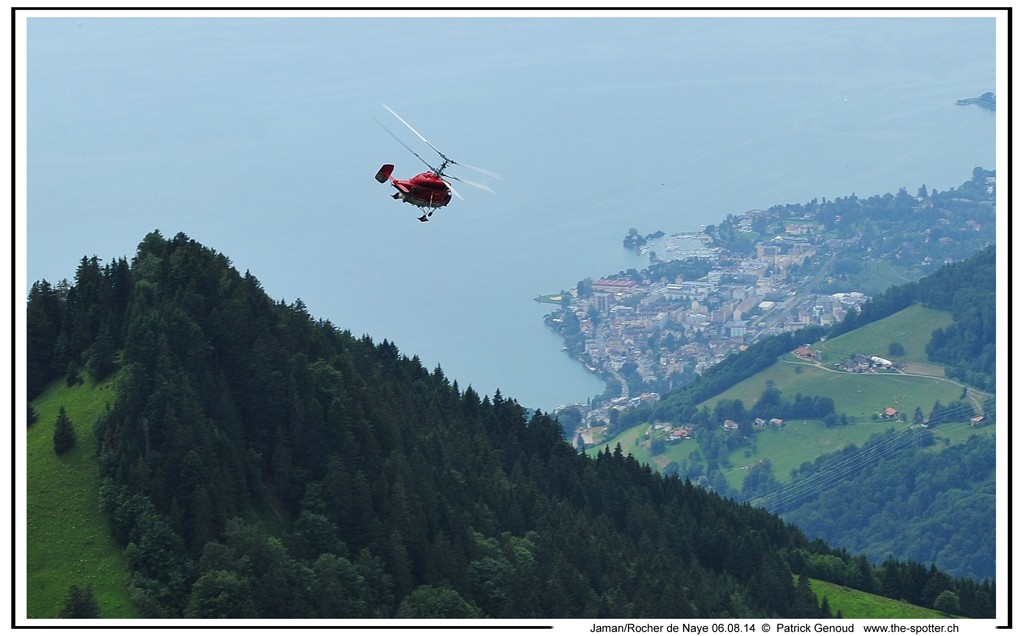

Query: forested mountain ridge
left=26, top=231, right=994, bottom=618
left=780, top=434, right=995, bottom=581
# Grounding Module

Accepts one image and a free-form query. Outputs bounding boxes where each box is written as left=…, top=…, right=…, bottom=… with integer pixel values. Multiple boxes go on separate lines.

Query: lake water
left=25, top=16, right=997, bottom=411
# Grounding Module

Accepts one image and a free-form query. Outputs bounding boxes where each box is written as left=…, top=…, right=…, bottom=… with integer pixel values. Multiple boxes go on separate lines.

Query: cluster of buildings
left=838, top=353, right=895, bottom=373
left=549, top=213, right=873, bottom=407
left=551, top=174, right=996, bottom=439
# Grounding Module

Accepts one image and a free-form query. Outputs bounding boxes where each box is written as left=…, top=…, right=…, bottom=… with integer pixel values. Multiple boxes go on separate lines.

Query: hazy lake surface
left=26, top=16, right=996, bottom=411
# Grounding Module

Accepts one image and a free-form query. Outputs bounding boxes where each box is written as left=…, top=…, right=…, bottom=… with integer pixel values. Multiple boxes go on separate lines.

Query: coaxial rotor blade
left=382, top=104, right=449, bottom=162
left=374, top=118, right=436, bottom=172
left=381, top=105, right=499, bottom=186
left=447, top=174, right=495, bottom=194
left=442, top=179, right=465, bottom=200
left=451, top=161, right=503, bottom=182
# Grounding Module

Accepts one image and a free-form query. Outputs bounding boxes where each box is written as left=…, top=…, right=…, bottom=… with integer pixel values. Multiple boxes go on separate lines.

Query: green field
left=27, top=376, right=138, bottom=618
left=706, top=363, right=965, bottom=422
left=806, top=578, right=953, bottom=619
left=586, top=424, right=703, bottom=473
left=817, top=303, right=953, bottom=366
left=591, top=304, right=984, bottom=490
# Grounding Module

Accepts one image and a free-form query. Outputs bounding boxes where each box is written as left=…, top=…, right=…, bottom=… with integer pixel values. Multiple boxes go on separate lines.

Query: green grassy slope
left=708, top=364, right=964, bottom=423
left=817, top=303, right=953, bottom=367
left=591, top=304, right=981, bottom=490
left=586, top=424, right=702, bottom=472
left=701, top=306, right=978, bottom=488
left=711, top=370, right=967, bottom=490
left=27, top=375, right=138, bottom=618
left=807, top=578, right=953, bottom=619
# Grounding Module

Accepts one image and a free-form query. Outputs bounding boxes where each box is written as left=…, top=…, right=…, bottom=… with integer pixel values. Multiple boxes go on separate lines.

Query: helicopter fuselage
left=376, top=164, right=453, bottom=209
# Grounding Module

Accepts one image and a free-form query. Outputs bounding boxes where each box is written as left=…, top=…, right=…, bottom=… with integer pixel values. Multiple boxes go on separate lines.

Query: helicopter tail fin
left=374, top=164, right=395, bottom=183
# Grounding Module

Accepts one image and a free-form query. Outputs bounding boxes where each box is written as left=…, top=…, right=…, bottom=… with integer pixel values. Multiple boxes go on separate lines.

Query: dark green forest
left=26, top=232, right=995, bottom=618
left=779, top=434, right=995, bottom=582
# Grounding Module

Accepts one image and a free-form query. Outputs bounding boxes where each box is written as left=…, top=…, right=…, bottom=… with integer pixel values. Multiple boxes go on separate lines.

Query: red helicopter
left=374, top=105, right=499, bottom=222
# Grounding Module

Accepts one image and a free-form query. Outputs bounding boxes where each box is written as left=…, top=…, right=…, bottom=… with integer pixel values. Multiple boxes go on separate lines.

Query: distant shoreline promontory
left=956, top=91, right=995, bottom=111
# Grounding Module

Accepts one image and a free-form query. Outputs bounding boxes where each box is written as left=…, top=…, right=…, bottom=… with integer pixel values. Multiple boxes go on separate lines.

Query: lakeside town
left=542, top=215, right=869, bottom=426
left=539, top=170, right=996, bottom=428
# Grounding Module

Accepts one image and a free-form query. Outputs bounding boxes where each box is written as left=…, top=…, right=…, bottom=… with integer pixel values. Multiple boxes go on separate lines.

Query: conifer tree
left=53, top=406, right=76, bottom=455
left=59, top=584, right=100, bottom=618
left=820, top=595, right=832, bottom=618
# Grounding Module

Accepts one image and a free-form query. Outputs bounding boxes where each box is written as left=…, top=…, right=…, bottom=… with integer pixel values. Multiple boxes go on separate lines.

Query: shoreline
left=534, top=293, right=567, bottom=305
